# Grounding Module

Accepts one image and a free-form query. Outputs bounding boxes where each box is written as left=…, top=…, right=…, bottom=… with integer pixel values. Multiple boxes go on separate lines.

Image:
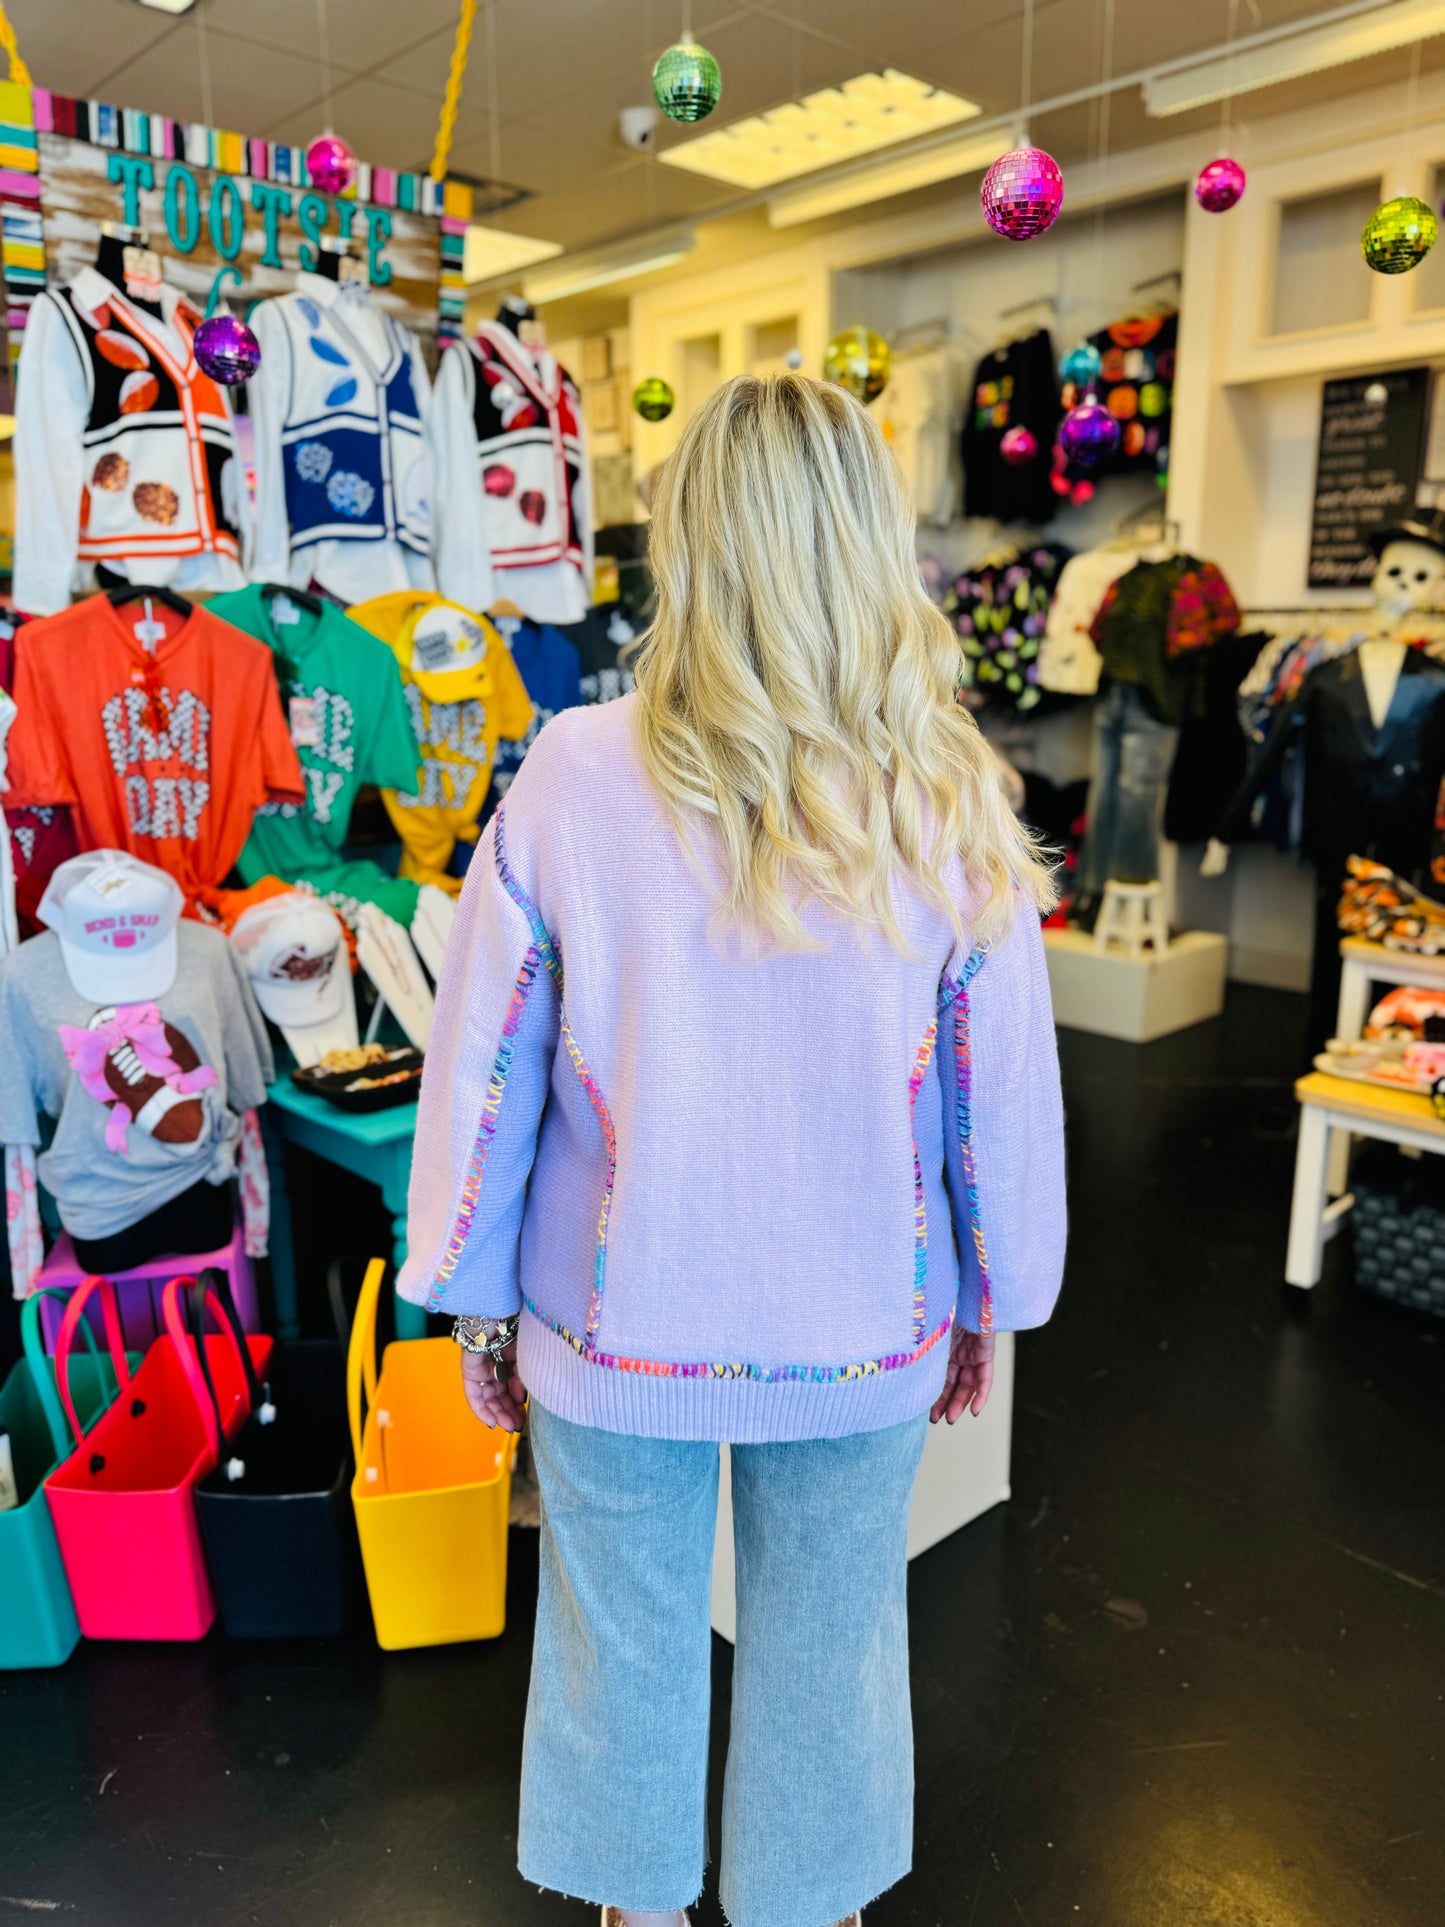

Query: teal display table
left=261, top=1076, right=424, bottom=1341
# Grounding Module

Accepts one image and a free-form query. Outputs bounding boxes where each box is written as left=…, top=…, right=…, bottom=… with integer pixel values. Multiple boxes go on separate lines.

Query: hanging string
left=1221, top=0, right=1240, bottom=143
left=1019, top=0, right=1035, bottom=133
left=195, top=0, right=214, bottom=132
left=430, top=0, right=479, bottom=182
left=1406, top=31, right=1423, bottom=132
left=315, top=0, right=335, bottom=134
left=680, top=0, right=693, bottom=44
left=0, top=2, right=31, bottom=86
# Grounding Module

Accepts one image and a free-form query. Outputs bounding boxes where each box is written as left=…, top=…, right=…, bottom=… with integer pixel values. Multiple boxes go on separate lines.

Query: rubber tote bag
left=44, top=1273, right=273, bottom=1641
left=190, top=1268, right=359, bottom=1639
left=347, top=1257, right=516, bottom=1649
left=0, top=1291, right=140, bottom=1669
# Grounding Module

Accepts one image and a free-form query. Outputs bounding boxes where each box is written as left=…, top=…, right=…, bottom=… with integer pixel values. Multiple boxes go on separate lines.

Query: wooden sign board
left=1309, top=368, right=1430, bottom=589
left=37, top=132, right=442, bottom=345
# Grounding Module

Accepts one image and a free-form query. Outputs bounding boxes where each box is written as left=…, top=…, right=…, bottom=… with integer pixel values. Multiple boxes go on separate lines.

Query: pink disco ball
left=306, top=133, right=356, bottom=196
left=1059, top=400, right=1121, bottom=469
left=981, top=145, right=1064, bottom=241
left=1000, top=425, right=1038, bottom=466
left=1195, top=156, right=1246, bottom=214
left=193, top=312, right=260, bottom=385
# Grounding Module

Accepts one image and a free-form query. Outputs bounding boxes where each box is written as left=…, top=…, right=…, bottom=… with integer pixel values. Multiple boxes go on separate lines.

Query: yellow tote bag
left=347, top=1259, right=516, bottom=1650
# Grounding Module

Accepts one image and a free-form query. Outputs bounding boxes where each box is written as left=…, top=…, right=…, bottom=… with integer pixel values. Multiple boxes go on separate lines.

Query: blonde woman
left=400, top=373, right=1067, bottom=1927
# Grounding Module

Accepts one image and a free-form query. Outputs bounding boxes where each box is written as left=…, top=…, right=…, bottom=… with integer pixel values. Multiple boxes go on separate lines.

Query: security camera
left=619, top=105, right=660, bottom=151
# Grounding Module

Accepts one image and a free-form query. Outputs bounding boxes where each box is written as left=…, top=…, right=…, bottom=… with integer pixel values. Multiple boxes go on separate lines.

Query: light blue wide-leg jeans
left=518, top=1401, right=929, bottom=1927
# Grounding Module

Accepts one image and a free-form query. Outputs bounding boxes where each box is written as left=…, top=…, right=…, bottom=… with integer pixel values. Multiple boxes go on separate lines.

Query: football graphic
left=58, top=1005, right=219, bottom=1157
left=90, top=1006, right=209, bottom=1146
left=119, top=370, right=161, bottom=415
left=92, top=451, right=130, bottom=493
left=518, top=489, right=547, bottom=525
left=132, top=481, right=180, bottom=525
left=483, top=463, right=516, bottom=498
left=96, top=330, right=150, bottom=372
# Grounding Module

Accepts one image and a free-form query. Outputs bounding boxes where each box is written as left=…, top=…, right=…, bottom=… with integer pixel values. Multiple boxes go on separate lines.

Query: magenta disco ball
left=1059, top=400, right=1121, bottom=469
left=193, top=312, right=260, bottom=385
left=1000, top=424, right=1038, bottom=466
left=981, top=145, right=1064, bottom=241
left=1195, top=156, right=1246, bottom=214
left=306, top=133, right=356, bottom=196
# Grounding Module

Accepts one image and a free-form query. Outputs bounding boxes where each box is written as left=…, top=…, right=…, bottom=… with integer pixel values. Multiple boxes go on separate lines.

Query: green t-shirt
left=210, top=586, right=422, bottom=927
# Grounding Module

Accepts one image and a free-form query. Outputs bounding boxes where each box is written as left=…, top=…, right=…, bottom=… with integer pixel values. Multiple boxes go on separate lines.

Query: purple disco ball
left=306, top=133, right=356, bottom=196
left=1195, top=156, right=1246, bottom=214
left=1000, top=424, right=1038, bottom=467
left=193, top=312, right=260, bottom=385
left=1058, top=400, right=1121, bottom=469
left=981, top=145, right=1064, bottom=241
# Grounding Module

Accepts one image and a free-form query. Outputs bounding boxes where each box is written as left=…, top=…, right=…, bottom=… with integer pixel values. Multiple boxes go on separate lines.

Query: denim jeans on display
left=518, top=1401, right=930, bottom=1927
left=1075, top=679, right=1180, bottom=897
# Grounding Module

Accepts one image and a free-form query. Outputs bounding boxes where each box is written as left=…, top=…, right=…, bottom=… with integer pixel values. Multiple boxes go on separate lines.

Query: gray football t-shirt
left=0, top=921, right=273, bottom=1240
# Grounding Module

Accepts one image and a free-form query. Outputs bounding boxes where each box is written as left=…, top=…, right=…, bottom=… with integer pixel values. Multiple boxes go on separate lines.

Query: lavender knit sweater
left=398, top=696, right=1066, bottom=1441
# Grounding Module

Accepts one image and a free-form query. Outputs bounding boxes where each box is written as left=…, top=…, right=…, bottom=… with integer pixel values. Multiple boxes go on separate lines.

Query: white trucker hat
left=38, top=850, right=183, bottom=1003
left=229, top=893, right=359, bottom=1068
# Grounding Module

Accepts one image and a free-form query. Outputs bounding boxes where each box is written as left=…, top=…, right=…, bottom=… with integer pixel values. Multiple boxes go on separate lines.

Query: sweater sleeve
left=396, top=802, right=561, bottom=1316
left=938, top=905, right=1066, bottom=1335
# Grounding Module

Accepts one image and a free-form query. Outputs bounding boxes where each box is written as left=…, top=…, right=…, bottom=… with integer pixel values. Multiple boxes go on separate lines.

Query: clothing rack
left=1131, top=268, right=1182, bottom=299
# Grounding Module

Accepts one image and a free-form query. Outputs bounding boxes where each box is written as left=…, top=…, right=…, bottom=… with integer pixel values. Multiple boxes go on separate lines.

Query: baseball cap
left=401, top=599, right=500, bottom=702
left=38, top=850, right=183, bottom=1004
left=229, top=893, right=358, bottom=1068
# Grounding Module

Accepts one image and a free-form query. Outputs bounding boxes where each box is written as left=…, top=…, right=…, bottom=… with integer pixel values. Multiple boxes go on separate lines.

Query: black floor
left=2, top=984, right=1443, bottom=1926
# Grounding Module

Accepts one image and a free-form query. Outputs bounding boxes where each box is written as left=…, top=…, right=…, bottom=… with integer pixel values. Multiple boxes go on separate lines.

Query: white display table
left=709, top=1332, right=1015, bottom=1642
left=1043, top=926, right=1228, bottom=1042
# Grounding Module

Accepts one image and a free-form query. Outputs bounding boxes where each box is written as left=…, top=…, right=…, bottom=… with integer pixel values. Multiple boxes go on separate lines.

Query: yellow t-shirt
left=347, top=592, right=534, bottom=893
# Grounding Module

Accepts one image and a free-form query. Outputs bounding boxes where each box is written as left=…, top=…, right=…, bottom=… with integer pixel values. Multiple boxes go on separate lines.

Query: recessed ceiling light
left=658, top=68, right=981, bottom=192
left=133, top=0, right=198, bottom=14
left=463, top=225, right=564, bottom=284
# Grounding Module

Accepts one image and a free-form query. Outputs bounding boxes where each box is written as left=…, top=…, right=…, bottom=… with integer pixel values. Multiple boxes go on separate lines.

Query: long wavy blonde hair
left=633, top=372, right=1057, bottom=953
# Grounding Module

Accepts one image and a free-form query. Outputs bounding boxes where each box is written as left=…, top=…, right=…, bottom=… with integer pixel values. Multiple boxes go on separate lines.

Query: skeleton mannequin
left=1201, top=535, right=1445, bottom=877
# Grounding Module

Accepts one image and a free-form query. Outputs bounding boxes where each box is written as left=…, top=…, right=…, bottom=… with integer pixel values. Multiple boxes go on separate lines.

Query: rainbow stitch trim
left=523, top=1295, right=954, bottom=1383
left=493, top=806, right=563, bottom=988
left=952, top=956, right=994, bottom=1334
left=908, top=1021, right=938, bottom=1343
left=427, top=944, right=541, bottom=1311
left=562, top=1022, right=617, bottom=1345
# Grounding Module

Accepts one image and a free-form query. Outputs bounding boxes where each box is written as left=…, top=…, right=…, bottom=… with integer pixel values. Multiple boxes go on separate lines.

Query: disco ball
left=306, top=133, right=356, bottom=197
left=1195, top=156, right=1246, bottom=214
left=981, top=145, right=1064, bottom=241
left=632, top=376, right=676, bottom=422
left=1058, top=400, right=1121, bottom=469
left=1059, top=341, right=1101, bottom=390
left=193, top=312, right=260, bottom=385
left=653, top=42, right=722, bottom=123
left=1362, top=196, right=1437, bottom=274
left=822, top=326, right=891, bottom=404
left=1000, top=425, right=1038, bottom=467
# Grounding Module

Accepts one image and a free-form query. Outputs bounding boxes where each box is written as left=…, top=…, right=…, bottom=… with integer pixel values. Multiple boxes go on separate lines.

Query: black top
left=961, top=329, right=1061, bottom=525
left=1214, top=647, right=1445, bottom=881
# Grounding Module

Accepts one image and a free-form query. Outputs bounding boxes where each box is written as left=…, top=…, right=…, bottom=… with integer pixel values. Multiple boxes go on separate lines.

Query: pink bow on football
left=58, top=1002, right=218, bottom=1154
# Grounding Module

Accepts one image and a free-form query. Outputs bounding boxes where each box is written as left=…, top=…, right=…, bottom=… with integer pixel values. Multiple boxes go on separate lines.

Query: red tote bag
left=44, top=1274, right=274, bottom=1641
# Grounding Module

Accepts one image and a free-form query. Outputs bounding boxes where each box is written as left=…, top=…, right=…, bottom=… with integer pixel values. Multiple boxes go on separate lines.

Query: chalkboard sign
left=1309, top=368, right=1430, bottom=588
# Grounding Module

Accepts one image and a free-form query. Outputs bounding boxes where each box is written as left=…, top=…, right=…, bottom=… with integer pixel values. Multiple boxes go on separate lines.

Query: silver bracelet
left=452, top=1313, right=519, bottom=1363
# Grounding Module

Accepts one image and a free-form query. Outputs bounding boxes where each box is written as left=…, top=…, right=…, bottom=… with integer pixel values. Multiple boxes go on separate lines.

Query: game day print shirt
left=4, top=595, right=304, bottom=902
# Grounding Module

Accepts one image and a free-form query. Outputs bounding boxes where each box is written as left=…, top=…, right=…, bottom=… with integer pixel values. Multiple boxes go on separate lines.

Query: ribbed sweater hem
left=517, top=1307, right=953, bottom=1443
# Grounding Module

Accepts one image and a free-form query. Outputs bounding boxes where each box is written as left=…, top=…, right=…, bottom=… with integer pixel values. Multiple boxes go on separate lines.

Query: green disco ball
left=1362, top=195, right=1438, bottom=274
left=653, top=42, right=722, bottom=123
left=822, top=326, right=891, bottom=404
left=633, top=376, right=676, bottom=423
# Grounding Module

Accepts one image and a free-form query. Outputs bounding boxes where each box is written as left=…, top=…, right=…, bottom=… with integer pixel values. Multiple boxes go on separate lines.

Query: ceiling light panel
left=659, top=68, right=982, bottom=191
left=463, top=225, right=563, bottom=284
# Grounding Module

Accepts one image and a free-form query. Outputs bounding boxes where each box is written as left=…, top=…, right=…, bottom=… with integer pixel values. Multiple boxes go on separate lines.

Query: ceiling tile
left=262, top=74, right=488, bottom=174
left=8, top=0, right=177, bottom=102
left=96, top=25, right=340, bottom=134
left=198, top=0, right=466, bottom=78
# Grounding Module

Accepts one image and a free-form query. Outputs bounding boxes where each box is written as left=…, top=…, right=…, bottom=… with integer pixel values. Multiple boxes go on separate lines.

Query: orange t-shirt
left=6, top=595, right=304, bottom=901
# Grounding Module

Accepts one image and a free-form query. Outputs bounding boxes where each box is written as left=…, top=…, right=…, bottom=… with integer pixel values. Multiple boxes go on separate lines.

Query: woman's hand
left=930, top=1325, right=995, bottom=1424
left=460, top=1334, right=529, bottom=1433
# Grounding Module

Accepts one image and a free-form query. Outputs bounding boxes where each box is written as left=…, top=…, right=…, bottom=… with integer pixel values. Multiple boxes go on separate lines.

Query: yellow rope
left=429, top=0, right=478, bottom=184
left=0, top=1, right=31, bottom=86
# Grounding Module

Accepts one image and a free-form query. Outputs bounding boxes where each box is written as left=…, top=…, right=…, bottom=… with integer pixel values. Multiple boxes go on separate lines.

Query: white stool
left=1093, top=880, right=1169, bottom=959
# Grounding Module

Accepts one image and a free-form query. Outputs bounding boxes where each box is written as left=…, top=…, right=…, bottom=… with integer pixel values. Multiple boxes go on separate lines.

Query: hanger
left=107, top=583, right=191, bottom=616
left=995, top=294, right=1058, bottom=348
left=486, top=597, right=525, bottom=620
left=260, top=582, right=324, bottom=614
